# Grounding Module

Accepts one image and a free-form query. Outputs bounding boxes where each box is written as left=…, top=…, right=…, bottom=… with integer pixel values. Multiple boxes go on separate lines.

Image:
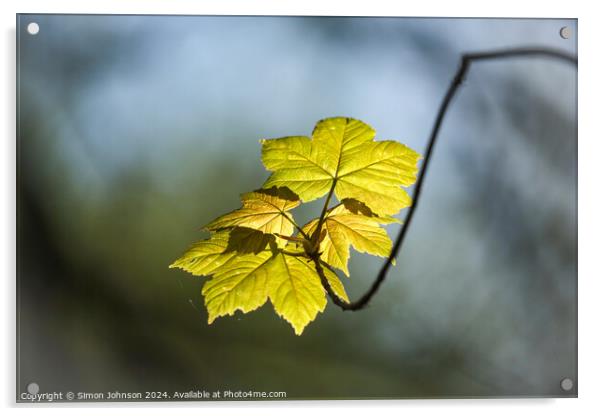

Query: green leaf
left=202, top=249, right=274, bottom=324
left=261, top=117, right=421, bottom=216
left=225, top=227, right=277, bottom=254
left=338, top=198, right=401, bottom=225
left=205, top=187, right=300, bottom=237
left=171, top=228, right=276, bottom=324
left=169, top=231, right=238, bottom=276
left=169, top=227, right=276, bottom=277
left=320, top=261, right=350, bottom=303
left=267, top=253, right=328, bottom=335
left=171, top=231, right=348, bottom=335
left=302, top=202, right=395, bottom=276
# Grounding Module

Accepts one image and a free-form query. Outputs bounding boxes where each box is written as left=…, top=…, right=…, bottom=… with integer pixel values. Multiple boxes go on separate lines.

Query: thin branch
left=317, top=46, right=577, bottom=311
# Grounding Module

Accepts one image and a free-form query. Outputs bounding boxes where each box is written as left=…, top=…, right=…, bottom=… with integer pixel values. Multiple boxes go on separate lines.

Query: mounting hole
left=559, top=26, right=571, bottom=39
left=560, top=377, right=574, bottom=391
left=27, top=22, right=40, bottom=35
left=27, top=382, right=39, bottom=394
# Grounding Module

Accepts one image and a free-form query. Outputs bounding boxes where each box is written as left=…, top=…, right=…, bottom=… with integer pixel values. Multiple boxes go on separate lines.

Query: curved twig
left=316, top=46, right=578, bottom=311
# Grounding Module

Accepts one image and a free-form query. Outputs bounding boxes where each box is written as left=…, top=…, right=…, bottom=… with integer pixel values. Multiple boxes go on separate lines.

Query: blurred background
left=17, top=15, right=577, bottom=400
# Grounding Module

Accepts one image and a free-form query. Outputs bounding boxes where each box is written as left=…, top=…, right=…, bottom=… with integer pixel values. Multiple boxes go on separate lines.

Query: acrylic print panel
left=16, top=14, right=577, bottom=402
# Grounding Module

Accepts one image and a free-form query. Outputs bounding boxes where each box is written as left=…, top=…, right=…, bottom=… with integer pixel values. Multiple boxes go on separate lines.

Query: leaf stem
left=312, top=179, right=337, bottom=246
left=281, top=212, right=310, bottom=240
left=325, top=201, right=343, bottom=213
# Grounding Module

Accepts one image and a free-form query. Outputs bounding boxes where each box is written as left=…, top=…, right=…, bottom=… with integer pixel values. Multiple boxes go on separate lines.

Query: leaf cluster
left=170, top=117, right=421, bottom=334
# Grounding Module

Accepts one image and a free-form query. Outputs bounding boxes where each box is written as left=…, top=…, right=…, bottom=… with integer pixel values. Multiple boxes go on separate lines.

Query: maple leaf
left=302, top=199, right=398, bottom=276
left=267, top=252, right=348, bottom=335
left=169, top=231, right=239, bottom=276
left=170, top=230, right=348, bottom=334
left=169, top=227, right=277, bottom=276
left=202, top=249, right=274, bottom=324
left=170, top=229, right=275, bottom=323
left=261, top=117, right=421, bottom=216
left=205, top=187, right=300, bottom=237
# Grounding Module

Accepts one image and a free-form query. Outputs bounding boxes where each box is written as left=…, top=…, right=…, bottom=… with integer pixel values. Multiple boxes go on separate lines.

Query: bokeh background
left=17, top=15, right=577, bottom=400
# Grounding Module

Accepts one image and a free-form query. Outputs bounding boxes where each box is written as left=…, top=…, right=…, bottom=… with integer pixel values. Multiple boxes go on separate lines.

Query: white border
left=3, top=1, right=601, bottom=415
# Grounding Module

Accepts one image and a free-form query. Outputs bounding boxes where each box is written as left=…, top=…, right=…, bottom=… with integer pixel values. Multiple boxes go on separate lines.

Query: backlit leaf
left=339, top=198, right=401, bottom=225
left=320, top=262, right=350, bottom=303
left=205, top=187, right=300, bottom=237
left=169, top=231, right=238, bottom=276
left=225, top=227, right=277, bottom=254
left=279, top=243, right=350, bottom=305
left=202, top=249, right=274, bottom=324
left=267, top=253, right=328, bottom=335
left=261, top=117, right=421, bottom=215
left=169, top=227, right=276, bottom=277
left=302, top=203, right=394, bottom=276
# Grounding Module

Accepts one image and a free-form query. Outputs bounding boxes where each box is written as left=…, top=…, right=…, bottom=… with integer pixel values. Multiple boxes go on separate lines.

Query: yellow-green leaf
left=169, top=228, right=276, bottom=277
left=267, top=253, right=328, bottom=335
left=302, top=203, right=394, bottom=276
left=225, top=227, right=277, bottom=254
left=172, top=232, right=348, bottom=333
left=205, top=187, right=300, bottom=237
left=261, top=117, right=421, bottom=215
left=320, top=262, right=350, bottom=303
left=202, top=249, right=274, bottom=324
left=169, top=231, right=238, bottom=276
left=339, top=198, right=401, bottom=225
